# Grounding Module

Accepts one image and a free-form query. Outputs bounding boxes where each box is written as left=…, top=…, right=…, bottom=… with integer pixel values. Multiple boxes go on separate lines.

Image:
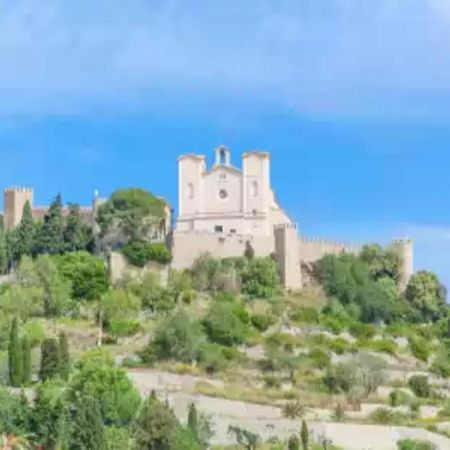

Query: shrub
left=397, top=439, right=437, bottom=450
left=369, top=338, right=398, bottom=356
left=108, top=319, right=140, bottom=337
left=203, top=302, right=249, bottom=347
left=282, top=401, right=307, bottom=419
left=430, top=347, right=450, bottom=378
left=328, top=338, right=352, bottom=355
left=290, top=307, right=320, bottom=325
left=197, top=343, right=236, bottom=374
left=141, top=310, right=205, bottom=364
left=408, top=375, right=432, bottom=398
left=122, top=241, right=172, bottom=267
left=240, top=257, right=280, bottom=298
left=349, top=323, right=376, bottom=340
left=307, top=349, right=330, bottom=370
left=390, top=389, right=414, bottom=407
left=409, top=336, right=431, bottom=362
left=263, top=374, right=282, bottom=389
left=251, top=313, right=276, bottom=332
left=370, top=407, right=399, bottom=425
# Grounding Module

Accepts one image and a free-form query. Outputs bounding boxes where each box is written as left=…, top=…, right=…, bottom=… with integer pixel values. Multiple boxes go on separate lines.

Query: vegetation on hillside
left=0, top=190, right=449, bottom=449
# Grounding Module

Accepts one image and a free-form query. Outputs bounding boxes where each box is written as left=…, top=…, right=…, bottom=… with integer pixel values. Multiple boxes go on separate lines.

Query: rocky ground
left=128, top=369, right=450, bottom=449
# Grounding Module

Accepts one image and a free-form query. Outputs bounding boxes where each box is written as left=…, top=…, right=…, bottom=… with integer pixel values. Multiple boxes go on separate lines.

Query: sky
left=0, top=0, right=450, bottom=287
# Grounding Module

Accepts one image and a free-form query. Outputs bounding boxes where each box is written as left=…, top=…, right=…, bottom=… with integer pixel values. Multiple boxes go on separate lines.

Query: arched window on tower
left=188, top=183, right=194, bottom=199
left=220, top=148, right=226, bottom=165
left=251, top=180, right=259, bottom=198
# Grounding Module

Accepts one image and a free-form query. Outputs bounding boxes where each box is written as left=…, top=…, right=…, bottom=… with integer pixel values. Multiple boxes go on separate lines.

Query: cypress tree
left=21, top=335, right=32, bottom=386
left=301, top=420, right=309, bottom=450
left=64, top=203, right=92, bottom=252
left=8, top=316, right=23, bottom=387
left=36, top=193, right=65, bottom=255
left=288, top=434, right=300, bottom=450
left=58, top=331, right=71, bottom=381
left=0, top=215, right=8, bottom=273
left=188, top=402, right=198, bottom=441
left=39, top=338, right=60, bottom=381
left=69, top=396, right=107, bottom=450
left=17, top=201, right=35, bottom=257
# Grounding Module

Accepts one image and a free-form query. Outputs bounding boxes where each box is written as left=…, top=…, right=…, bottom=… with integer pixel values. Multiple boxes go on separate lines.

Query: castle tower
left=392, top=238, right=414, bottom=291
left=177, top=154, right=206, bottom=232
left=242, top=151, right=271, bottom=234
left=274, top=223, right=302, bottom=290
left=3, top=187, right=34, bottom=230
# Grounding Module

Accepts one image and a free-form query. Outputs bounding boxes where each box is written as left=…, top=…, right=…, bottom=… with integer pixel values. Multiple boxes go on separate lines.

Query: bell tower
left=214, top=145, right=231, bottom=166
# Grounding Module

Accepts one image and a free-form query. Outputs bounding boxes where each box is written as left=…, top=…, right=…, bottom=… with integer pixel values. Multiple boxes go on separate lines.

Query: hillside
left=0, top=190, right=449, bottom=449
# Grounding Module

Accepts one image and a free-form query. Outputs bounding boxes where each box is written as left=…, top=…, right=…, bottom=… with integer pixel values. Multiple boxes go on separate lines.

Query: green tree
left=8, top=316, right=23, bottom=387
left=21, top=335, right=31, bottom=386
left=64, top=203, right=93, bottom=252
left=32, top=380, right=69, bottom=450
left=58, top=331, right=70, bottom=380
left=17, top=201, right=35, bottom=258
left=58, top=251, right=109, bottom=301
left=188, top=403, right=199, bottom=442
left=35, top=193, right=65, bottom=254
left=0, top=387, right=32, bottom=437
left=301, top=420, right=309, bottom=450
left=100, top=288, right=141, bottom=339
left=0, top=215, right=9, bottom=273
left=69, top=395, right=107, bottom=450
left=405, top=271, right=446, bottom=322
left=142, top=310, right=205, bottom=364
left=68, top=348, right=141, bottom=425
left=240, top=257, right=280, bottom=298
left=203, top=302, right=249, bottom=347
left=39, top=338, right=60, bottom=381
left=97, top=188, right=166, bottom=242
left=227, top=426, right=260, bottom=450
left=133, top=393, right=180, bottom=450
left=35, top=255, right=71, bottom=317
left=288, top=434, right=300, bottom=450
left=360, top=244, right=401, bottom=282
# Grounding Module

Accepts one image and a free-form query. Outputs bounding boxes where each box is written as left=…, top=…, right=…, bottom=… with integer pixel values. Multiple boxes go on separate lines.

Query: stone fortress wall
left=172, top=147, right=414, bottom=291
left=0, top=147, right=415, bottom=291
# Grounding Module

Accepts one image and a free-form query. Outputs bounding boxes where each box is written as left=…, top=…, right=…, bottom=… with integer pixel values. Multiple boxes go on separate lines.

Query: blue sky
left=0, top=0, right=450, bottom=287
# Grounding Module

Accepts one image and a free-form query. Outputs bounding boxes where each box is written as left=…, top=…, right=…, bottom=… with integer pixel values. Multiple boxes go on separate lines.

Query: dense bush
left=142, top=310, right=205, bottom=364
left=349, top=323, right=376, bottom=340
left=289, top=307, right=320, bottom=325
left=240, top=257, right=280, bottom=298
left=408, top=375, right=432, bottom=398
left=203, top=302, right=249, bottom=347
left=197, top=343, right=239, bottom=374
left=251, top=313, right=276, bottom=332
left=122, top=240, right=171, bottom=267
left=397, top=439, right=437, bottom=450
left=408, top=336, right=431, bottom=362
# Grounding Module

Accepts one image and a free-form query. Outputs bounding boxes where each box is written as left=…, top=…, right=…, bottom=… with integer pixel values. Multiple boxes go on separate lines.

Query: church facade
left=172, top=146, right=414, bottom=290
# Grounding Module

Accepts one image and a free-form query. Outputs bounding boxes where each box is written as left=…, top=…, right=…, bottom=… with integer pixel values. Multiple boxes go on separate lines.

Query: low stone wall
left=171, top=231, right=275, bottom=270
left=108, top=252, right=169, bottom=286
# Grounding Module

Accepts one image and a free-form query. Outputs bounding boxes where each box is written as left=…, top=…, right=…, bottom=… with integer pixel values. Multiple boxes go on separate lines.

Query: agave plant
left=282, top=400, right=307, bottom=419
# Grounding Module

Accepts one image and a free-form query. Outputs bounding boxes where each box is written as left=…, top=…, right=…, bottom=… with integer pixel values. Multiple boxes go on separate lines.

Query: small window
left=188, top=183, right=194, bottom=199
left=251, top=180, right=259, bottom=198
left=230, top=229, right=237, bottom=234
left=215, top=225, right=224, bottom=233
left=220, top=173, right=227, bottom=180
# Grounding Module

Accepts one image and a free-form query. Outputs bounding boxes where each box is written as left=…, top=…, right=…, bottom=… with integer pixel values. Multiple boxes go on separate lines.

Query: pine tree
left=8, top=317, right=23, bottom=387
left=17, top=201, right=35, bottom=258
left=69, top=396, right=107, bottom=450
left=188, top=402, right=199, bottom=441
left=36, top=193, right=65, bottom=255
left=133, top=394, right=180, bottom=449
left=39, top=338, right=60, bottom=381
left=21, top=335, right=32, bottom=386
left=64, top=203, right=92, bottom=252
left=0, top=215, right=8, bottom=273
left=58, top=331, right=70, bottom=380
left=301, top=420, right=309, bottom=450
left=288, top=434, right=300, bottom=450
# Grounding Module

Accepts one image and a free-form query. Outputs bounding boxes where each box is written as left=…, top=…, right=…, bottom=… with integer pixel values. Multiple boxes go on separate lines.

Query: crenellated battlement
left=4, top=186, right=33, bottom=194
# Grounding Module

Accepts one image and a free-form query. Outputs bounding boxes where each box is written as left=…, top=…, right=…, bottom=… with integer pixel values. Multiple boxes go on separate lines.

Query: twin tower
left=172, top=146, right=414, bottom=290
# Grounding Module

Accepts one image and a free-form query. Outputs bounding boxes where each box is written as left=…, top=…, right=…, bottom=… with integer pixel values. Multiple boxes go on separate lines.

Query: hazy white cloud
left=1, top=0, right=450, bottom=117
